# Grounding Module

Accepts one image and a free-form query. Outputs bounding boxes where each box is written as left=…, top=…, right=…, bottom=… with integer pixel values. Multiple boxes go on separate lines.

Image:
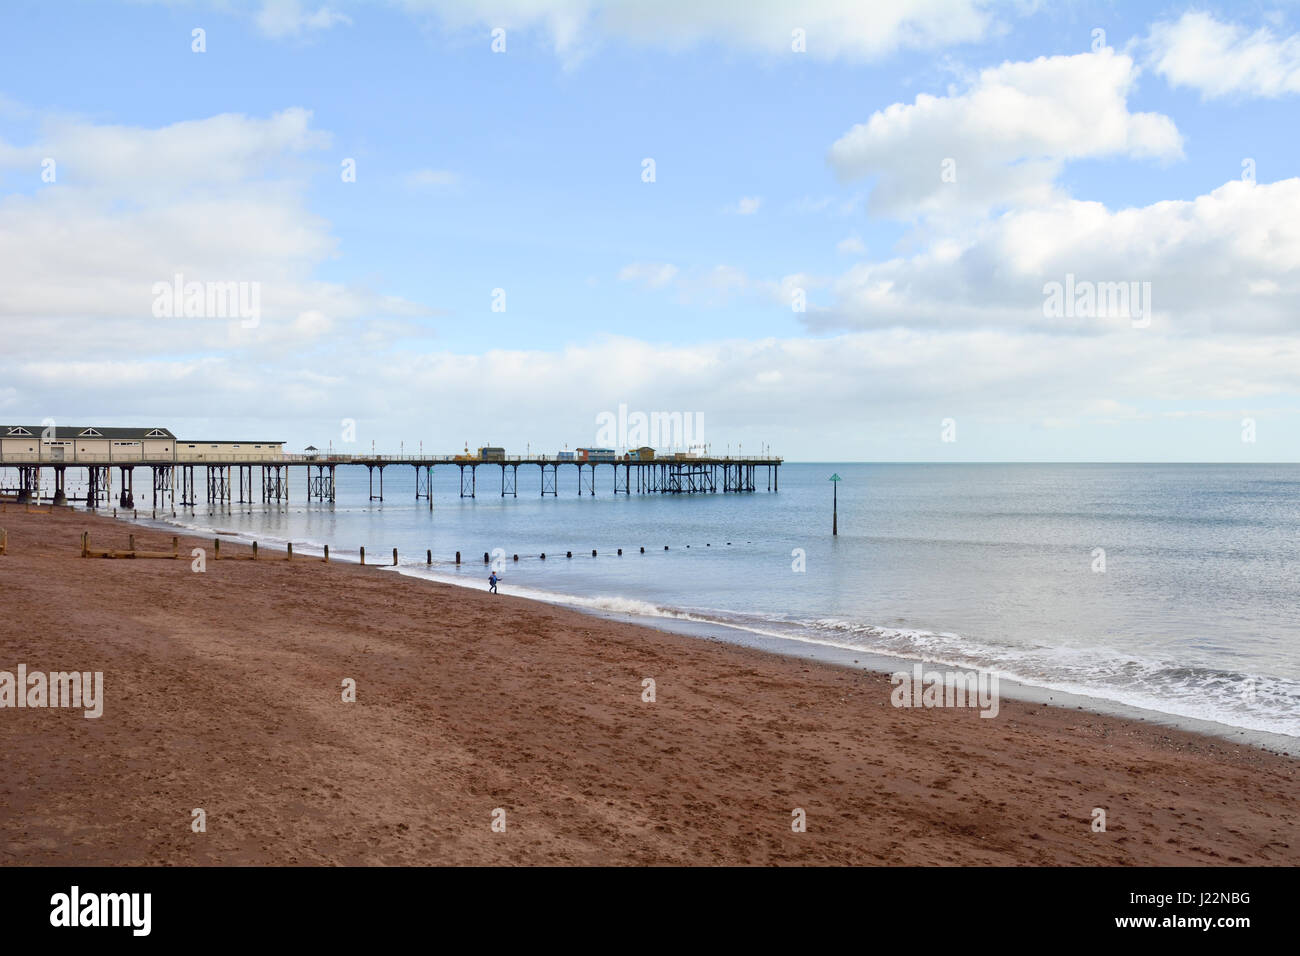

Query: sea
left=106, top=462, right=1300, bottom=746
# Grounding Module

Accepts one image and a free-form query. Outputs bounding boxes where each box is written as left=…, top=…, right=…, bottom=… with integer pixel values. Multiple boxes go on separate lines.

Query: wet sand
left=0, top=504, right=1295, bottom=865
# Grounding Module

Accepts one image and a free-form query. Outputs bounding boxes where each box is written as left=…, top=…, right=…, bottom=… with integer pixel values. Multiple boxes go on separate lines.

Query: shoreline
left=1, top=503, right=1295, bottom=865
left=121, top=503, right=1300, bottom=756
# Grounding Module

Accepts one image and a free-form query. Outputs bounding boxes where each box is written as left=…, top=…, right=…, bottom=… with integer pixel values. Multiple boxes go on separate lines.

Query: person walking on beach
left=488, top=571, right=499, bottom=594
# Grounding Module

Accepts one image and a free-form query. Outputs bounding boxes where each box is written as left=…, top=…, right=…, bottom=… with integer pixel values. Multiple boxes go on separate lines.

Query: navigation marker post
left=829, top=473, right=841, bottom=536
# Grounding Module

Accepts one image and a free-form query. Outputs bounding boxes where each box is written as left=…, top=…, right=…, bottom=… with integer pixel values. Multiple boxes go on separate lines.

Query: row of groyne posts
left=61, top=530, right=725, bottom=566
left=2, top=457, right=782, bottom=509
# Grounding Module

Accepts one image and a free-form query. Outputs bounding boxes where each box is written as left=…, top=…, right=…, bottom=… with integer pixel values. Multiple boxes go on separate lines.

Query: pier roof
left=3, top=426, right=175, bottom=440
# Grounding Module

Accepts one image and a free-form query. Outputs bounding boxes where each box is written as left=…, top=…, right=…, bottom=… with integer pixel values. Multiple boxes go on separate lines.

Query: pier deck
left=0, top=451, right=782, bottom=508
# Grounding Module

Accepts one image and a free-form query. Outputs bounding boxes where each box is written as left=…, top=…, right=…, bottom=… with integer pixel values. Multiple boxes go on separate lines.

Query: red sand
left=0, top=505, right=1295, bottom=865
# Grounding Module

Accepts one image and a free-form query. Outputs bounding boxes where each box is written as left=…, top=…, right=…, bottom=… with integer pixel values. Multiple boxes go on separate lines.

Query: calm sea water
left=139, top=462, right=1299, bottom=738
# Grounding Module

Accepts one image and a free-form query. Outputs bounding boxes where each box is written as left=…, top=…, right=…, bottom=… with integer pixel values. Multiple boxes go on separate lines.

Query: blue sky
left=2, top=1, right=1299, bottom=460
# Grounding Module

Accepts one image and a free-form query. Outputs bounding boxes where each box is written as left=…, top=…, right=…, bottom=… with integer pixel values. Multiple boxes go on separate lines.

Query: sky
left=1, top=0, right=1299, bottom=461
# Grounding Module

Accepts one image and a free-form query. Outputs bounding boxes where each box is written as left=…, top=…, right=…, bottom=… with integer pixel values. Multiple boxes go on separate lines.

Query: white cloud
left=828, top=49, right=1182, bottom=218
left=0, top=108, right=329, bottom=194
left=1145, top=11, right=1300, bottom=99
left=817, top=177, right=1300, bottom=336
left=615, top=176, right=1300, bottom=344
left=734, top=196, right=762, bottom=215
left=617, top=262, right=679, bottom=288
left=7, top=327, right=1300, bottom=459
left=255, top=0, right=353, bottom=38
left=0, top=109, right=429, bottom=358
left=396, top=0, right=999, bottom=61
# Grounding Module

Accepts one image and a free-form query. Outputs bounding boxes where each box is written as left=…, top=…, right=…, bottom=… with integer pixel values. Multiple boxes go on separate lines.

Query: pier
left=0, top=449, right=782, bottom=509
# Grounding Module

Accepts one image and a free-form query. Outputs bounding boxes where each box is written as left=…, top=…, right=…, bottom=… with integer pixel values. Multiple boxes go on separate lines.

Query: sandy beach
left=0, top=504, right=1295, bottom=866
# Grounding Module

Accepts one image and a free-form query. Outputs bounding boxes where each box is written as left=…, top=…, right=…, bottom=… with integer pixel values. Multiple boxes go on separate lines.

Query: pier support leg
left=150, top=465, right=172, bottom=509
left=119, top=467, right=134, bottom=509
left=458, top=464, right=477, bottom=498
left=179, top=465, right=195, bottom=507
left=206, top=465, right=232, bottom=508
left=416, top=465, right=436, bottom=504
